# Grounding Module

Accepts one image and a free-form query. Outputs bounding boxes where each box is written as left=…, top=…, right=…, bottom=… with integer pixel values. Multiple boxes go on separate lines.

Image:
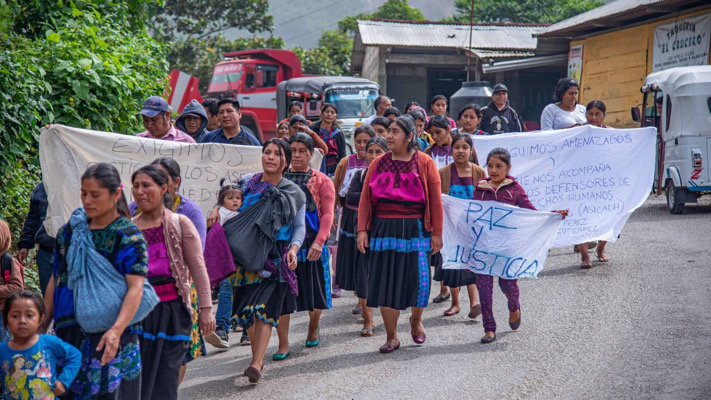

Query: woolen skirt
left=233, top=279, right=291, bottom=329
left=431, top=252, right=477, bottom=287
left=138, top=299, right=192, bottom=400
left=366, top=217, right=432, bottom=310
left=57, top=325, right=141, bottom=400
left=292, top=236, right=332, bottom=312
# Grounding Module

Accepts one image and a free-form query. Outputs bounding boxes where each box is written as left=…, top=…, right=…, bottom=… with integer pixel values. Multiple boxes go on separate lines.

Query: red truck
left=205, top=49, right=302, bottom=141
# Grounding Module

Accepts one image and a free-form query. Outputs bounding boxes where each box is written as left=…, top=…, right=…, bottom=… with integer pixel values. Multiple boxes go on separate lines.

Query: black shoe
left=240, top=331, right=251, bottom=346
left=509, top=311, right=521, bottom=330
left=480, top=333, right=496, bottom=344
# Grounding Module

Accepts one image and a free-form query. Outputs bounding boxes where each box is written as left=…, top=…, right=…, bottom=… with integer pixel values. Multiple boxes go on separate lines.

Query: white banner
left=472, top=125, right=657, bottom=247
left=40, top=125, right=322, bottom=236
left=653, top=13, right=711, bottom=72
left=441, top=196, right=562, bottom=278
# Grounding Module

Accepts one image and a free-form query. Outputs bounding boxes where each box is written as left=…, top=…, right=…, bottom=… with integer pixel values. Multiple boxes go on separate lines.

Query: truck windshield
left=325, top=88, right=379, bottom=118
left=208, top=63, right=244, bottom=93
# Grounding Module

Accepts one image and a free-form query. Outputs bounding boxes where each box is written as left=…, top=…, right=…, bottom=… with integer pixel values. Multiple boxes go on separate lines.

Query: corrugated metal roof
left=470, top=49, right=535, bottom=59
left=357, top=20, right=544, bottom=51
left=537, top=0, right=701, bottom=37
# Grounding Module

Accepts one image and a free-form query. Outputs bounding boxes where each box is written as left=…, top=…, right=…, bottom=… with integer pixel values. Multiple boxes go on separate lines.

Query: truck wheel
left=665, top=181, right=685, bottom=214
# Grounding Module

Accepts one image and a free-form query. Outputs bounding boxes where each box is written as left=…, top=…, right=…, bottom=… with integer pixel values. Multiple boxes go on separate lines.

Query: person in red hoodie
left=472, top=148, right=567, bottom=344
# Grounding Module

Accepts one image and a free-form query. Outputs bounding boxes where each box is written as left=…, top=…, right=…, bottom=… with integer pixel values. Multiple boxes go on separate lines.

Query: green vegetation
left=446, top=0, right=604, bottom=24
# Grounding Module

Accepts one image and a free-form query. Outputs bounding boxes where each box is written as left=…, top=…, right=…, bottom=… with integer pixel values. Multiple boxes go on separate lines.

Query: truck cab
left=206, top=49, right=302, bottom=142
left=276, top=76, right=380, bottom=151
left=632, top=66, right=711, bottom=214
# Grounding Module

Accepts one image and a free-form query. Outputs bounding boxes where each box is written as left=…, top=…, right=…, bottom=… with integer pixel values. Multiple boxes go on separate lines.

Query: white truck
left=632, top=65, right=711, bottom=214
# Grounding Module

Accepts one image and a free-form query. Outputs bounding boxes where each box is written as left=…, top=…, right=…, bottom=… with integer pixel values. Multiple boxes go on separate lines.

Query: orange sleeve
left=310, top=130, right=329, bottom=155
left=332, top=157, right=348, bottom=207
left=315, top=176, right=336, bottom=245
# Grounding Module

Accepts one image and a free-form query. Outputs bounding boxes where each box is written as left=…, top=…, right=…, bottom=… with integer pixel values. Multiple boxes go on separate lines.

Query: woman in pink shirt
left=131, top=165, right=215, bottom=399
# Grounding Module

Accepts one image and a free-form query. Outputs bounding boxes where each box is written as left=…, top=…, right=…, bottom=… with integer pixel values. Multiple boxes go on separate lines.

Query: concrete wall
left=574, top=8, right=711, bottom=128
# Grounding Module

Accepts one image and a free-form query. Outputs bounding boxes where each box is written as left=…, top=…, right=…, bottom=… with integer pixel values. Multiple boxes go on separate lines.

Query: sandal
left=597, top=253, right=609, bottom=263
left=443, top=307, right=460, bottom=316
left=432, top=293, right=451, bottom=304
left=468, top=304, right=482, bottom=319
left=360, top=327, right=374, bottom=337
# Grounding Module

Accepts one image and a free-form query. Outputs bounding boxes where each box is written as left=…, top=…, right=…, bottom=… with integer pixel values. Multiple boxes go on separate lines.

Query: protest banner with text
left=472, top=125, right=657, bottom=247
left=441, top=196, right=562, bottom=278
left=40, top=125, right=322, bottom=236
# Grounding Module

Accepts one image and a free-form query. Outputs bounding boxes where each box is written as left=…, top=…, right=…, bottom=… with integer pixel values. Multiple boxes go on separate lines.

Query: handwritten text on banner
left=472, top=125, right=657, bottom=247
left=441, top=196, right=562, bottom=279
left=39, top=125, right=322, bottom=236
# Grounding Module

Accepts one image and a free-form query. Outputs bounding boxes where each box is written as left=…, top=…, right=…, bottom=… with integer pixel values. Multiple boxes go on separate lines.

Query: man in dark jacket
left=175, top=99, right=209, bottom=143
left=17, top=182, right=55, bottom=296
left=479, top=84, right=523, bottom=134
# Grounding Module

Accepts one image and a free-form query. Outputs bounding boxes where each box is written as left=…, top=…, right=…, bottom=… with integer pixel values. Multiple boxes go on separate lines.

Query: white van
left=632, top=66, right=711, bottom=214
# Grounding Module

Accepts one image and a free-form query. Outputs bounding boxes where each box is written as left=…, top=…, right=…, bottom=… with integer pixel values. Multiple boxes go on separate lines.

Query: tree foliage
left=447, top=0, right=604, bottom=24
left=339, top=0, right=427, bottom=33
left=0, top=0, right=168, bottom=249
left=152, top=0, right=273, bottom=40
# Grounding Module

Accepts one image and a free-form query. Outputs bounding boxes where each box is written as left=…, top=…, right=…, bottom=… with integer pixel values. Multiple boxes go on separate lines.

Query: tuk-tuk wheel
left=665, top=180, right=685, bottom=214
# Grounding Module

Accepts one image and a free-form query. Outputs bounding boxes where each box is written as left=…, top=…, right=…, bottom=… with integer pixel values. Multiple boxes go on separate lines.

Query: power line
left=271, top=0, right=351, bottom=28
left=282, top=3, right=383, bottom=43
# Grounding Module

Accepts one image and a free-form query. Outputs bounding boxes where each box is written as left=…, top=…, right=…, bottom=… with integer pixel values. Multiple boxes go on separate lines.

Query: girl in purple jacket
left=472, top=148, right=567, bottom=343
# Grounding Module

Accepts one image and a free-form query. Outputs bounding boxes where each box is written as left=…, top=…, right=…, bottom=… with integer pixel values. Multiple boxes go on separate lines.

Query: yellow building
left=537, top=0, right=710, bottom=127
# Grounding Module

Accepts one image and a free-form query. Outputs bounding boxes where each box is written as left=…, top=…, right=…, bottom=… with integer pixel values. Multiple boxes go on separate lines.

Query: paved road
left=179, top=195, right=711, bottom=399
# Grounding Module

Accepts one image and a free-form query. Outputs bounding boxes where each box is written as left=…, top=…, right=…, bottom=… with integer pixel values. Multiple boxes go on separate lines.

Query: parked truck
left=205, top=49, right=302, bottom=141
left=276, top=76, right=380, bottom=149
left=632, top=65, right=711, bottom=214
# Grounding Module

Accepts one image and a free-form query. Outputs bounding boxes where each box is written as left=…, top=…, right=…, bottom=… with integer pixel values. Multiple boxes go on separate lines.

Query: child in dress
left=0, top=291, right=81, bottom=399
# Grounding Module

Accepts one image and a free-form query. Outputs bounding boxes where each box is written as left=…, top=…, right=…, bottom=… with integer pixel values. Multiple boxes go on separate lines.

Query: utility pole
left=466, top=0, right=474, bottom=81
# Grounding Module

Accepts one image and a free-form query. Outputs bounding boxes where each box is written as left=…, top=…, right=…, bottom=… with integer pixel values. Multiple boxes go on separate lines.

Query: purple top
left=449, top=165, right=475, bottom=199
left=129, top=194, right=206, bottom=250
left=429, top=145, right=454, bottom=169
left=369, top=152, right=425, bottom=205
left=141, top=225, right=171, bottom=278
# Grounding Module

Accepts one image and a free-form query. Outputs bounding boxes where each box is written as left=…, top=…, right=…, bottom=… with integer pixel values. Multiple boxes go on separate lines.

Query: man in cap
left=479, top=84, right=523, bottom=135
left=137, top=95, right=196, bottom=143
left=175, top=99, right=209, bottom=143
left=200, top=98, right=260, bottom=145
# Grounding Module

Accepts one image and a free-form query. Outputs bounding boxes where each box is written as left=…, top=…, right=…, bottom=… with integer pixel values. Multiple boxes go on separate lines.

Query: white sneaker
left=205, top=330, right=229, bottom=349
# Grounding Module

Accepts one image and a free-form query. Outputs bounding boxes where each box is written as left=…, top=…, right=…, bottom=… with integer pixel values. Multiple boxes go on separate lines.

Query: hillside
left=223, top=0, right=455, bottom=48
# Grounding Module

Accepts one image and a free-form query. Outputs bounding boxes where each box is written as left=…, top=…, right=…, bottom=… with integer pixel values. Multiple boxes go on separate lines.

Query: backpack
left=1, top=253, right=23, bottom=287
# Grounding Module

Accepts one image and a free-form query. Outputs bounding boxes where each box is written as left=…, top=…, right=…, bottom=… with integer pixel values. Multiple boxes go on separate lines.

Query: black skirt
left=292, top=236, right=332, bottom=312
left=336, top=206, right=367, bottom=295
left=366, top=217, right=432, bottom=310
left=56, top=325, right=141, bottom=400
left=233, top=279, right=291, bottom=328
left=139, top=299, right=192, bottom=400
left=432, top=252, right=477, bottom=287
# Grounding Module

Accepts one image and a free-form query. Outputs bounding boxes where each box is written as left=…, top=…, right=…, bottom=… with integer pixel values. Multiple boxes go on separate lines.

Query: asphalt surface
left=179, top=195, right=711, bottom=399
